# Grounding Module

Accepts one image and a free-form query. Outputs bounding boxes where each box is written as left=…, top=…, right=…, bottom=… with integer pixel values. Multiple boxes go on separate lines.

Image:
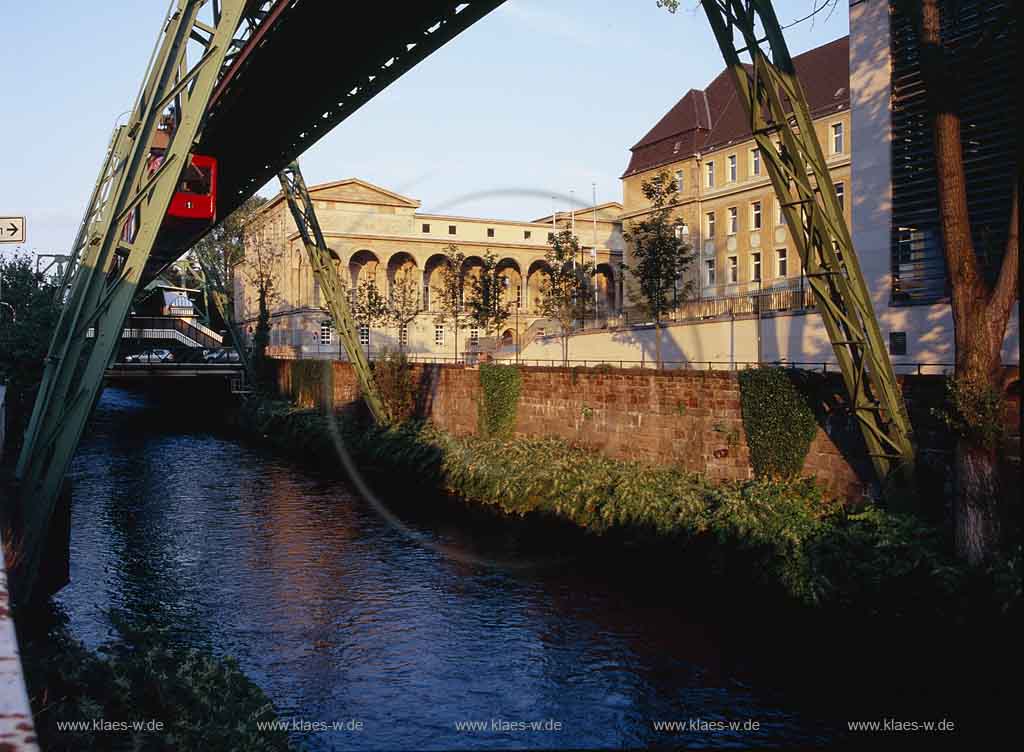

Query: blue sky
left=0, top=1, right=846, bottom=257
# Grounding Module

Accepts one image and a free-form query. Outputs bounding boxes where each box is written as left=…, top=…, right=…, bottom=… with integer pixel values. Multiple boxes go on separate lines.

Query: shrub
left=21, top=615, right=292, bottom=752
left=373, top=348, right=415, bottom=422
left=478, top=363, right=521, bottom=438
left=932, top=373, right=1005, bottom=450
left=738, top=367, right=818, bottom=479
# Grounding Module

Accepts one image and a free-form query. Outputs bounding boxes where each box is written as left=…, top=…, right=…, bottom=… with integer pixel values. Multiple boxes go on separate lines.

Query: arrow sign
left=0, top=216, right=25, bottom=244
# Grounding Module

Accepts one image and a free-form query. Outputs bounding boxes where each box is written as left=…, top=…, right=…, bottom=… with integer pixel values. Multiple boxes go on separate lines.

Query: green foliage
left=622, top=171, right=695, bottom=322
left=465, top=250, right=513, bottom=338
left=237, top=397, right=1020, bottom=620
left=537, top=230, right=594, bottom=364
left=431, top=244, right=468, bottom=359
left=21, top=614, right=292, bottom=752
left=349, top=278, right=389, bottom=329
left=932, top=374, right=1005, bottom=450
left=738, top=367, right=818, bottom=479
left=374, top=348, right=415, bottom=422
left=478, top=363, right=521, bottom=438
left=0, top=253, right=61, bottom=449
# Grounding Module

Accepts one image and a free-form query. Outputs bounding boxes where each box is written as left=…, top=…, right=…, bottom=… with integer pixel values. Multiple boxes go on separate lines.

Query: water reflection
left=57, top=387, right=832, bottom=750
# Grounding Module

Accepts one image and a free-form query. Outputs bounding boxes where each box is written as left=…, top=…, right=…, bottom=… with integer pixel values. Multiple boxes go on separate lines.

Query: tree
left=0, top=254, right=61, bottom=449
left=431, top=245, right=468, bottom=362
left=465, top=250, right=512, bottom=342
left=623, top=170, right=695, bottom=369
left=385, top=270, right=421, bottom=353
left=536, top=230, right=594, bottom=366
left=189, top=196, right=267, bottom=382
left=893, top=0, right=1019, bottom=564
left=349, top=278, right=388, bottom=358
left=242, top=224, right=284, bottom=381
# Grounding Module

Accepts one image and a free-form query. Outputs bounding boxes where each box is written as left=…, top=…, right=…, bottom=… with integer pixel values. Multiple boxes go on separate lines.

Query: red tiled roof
left=623, top=36, right=850, bottom=178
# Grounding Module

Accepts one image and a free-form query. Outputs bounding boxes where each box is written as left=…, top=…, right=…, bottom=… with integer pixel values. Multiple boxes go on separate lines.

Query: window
left=423, top=281, right=430, bottom=310
left=547, top=232, right=554, bottom=242
left=705, top=161, right=715, bottom=188
left=751, top=201, right=762, bottom=230
left=834, top=182, right=845, bottom=211
left=469, top=327, right=479, bottom=346
left=728, top=154, right=737, bottom=182
left=674, top=169, right=684, bottom=192
left=672, top=140, right=681, bottom=154
left=320, top=322, right=333, bottom=345
left=750, top=147, right=761, bottom=176
left=751, top=252, right=762, bottom=282
left=313, top=277, right=321, bottom=306
left=705, top=211, right=715, bottom=238
left=727, top=255, right=738, bottom=284
left=776, top=200, right=785, bottom=226
left=358, top=324, right=369, bottom=347
left=398, top=324, right=408, bottom=348
left=673, top=222, right=689, bottom=241
left=515, top=285, right=522, bottom=307
left=523, top=230, right=532, bottom=239
left=705, top=258, right=716, bottom=286
left=777, top=249, right=788, bottom=277
left=421, top=223, right=430, bottom=233
left=434, top=324, right=444, bottom=346
left=448, top=225, right=457, bottom=235
left=487, top=227, right=495, bottom=238
left=727, top=206, right=738, bottom=235
left=832, top=122, right=844, bottom=154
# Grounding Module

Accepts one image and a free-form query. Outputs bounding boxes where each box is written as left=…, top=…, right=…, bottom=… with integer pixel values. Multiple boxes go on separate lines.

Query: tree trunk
left=654, top=320, right=663, bottom=370
left=954, top=441, right=1001, bottom=567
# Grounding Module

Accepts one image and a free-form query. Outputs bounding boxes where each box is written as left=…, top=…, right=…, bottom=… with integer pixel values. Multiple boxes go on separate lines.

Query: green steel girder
left=700, top=0, right=915, bottom=487
left=277, top=162, right=390, bottom=425
left=12, top=0, right=249, bottom=603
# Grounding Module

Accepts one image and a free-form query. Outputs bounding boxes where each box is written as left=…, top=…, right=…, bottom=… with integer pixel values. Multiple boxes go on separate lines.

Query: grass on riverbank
left=18, top=611, right=294, bottom=752
left=239, top=399, right=1022, bottom=623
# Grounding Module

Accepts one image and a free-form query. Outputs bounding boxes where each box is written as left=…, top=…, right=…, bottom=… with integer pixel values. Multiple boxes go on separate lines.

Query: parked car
left=204, top=348, right=241, bottom=363
left=124, top=348, right=173, bottom=363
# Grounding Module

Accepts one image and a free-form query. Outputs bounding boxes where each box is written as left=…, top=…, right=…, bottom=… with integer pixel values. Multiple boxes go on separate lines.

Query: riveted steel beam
left=700, top=0, right=915, bottom=487
left=12, top=0, right=249, bottom=603
left=277, top=162, right=390, bottom=425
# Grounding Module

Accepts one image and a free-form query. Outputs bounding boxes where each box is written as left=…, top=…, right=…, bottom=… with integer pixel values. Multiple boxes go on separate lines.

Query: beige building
left=619, top=36, right=851, bottom=315
left=233, top=178, right=624, bottom=358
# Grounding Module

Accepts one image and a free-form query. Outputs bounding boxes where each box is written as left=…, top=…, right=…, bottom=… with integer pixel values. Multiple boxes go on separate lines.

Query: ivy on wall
left=478, top=363, right=522, bottom=438
left=738, top=367, right=818, bottom=479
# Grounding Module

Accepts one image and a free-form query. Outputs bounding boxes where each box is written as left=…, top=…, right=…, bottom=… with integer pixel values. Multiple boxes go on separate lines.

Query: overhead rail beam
left=699, top=0, right=915, bottom=487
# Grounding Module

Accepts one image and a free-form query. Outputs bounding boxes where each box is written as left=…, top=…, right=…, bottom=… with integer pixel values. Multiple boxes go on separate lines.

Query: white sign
left=0, top=217, right=25, bottom=244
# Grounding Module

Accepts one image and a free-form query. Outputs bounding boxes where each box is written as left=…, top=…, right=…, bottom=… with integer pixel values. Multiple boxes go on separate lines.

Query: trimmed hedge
left=478, top=363, right=521, bottom=438
left=738, top=366, right=818, bottom=479
left=236, top=399, right=1020, bottom=621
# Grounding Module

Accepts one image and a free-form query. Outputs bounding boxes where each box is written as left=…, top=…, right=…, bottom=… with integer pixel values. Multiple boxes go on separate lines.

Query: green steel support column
left=277, top=162, right=390, bottom=425
left=12, top=0, right=248, bottom=603
left=700, top=0, right=915, bottom=488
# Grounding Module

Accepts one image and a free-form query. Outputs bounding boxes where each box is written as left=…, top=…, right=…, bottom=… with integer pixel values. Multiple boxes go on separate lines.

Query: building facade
left=233, top=178, right=624, bottom=358
left=619, top=36, right=852, bottom=315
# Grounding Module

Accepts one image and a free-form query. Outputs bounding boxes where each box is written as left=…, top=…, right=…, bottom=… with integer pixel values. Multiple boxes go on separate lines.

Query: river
left=54, top=385, right=836, bottom=750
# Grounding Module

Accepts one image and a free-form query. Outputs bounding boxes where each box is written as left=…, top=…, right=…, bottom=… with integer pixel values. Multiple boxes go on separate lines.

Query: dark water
left=55, top=386, right=836, bottom=750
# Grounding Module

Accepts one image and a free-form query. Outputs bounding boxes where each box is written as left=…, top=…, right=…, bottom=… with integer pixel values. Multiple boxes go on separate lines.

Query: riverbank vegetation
left=237, top=398, right=1022, bottom=623
left=18, top=610, right=293, bottom=751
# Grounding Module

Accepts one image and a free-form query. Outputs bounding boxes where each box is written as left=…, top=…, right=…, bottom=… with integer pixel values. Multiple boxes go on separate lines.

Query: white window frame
left=834, top=181, right=845, bottom=211
left=831, top=121, right=844, bottom=154
left=434, top=324, right=444, bottom=346
left=705, top=211, right=715, bottom=238
left=674, top=169, right=684, bottom=193
left=319, top=322, right=333, bottom=345
left=469, top=327, right=480, bottom=346
left=398, top=324, right=408, bottom=348
left=750, top=147, right=760, bottom=177
left=705, top=161, right=715, bottom=188
left=358, top=324, right=370, bottom=347
left=751, top=252, right=762, bottom=283
left=751, top=200, right=762, bottom=230
left=705, top=258, right=716, bottom=286
left=777, top=248, right=788, bottom=278
left=776, top=200, right=785, bottom=226
left=727, top=154, right=737, bottom=182
left=727, top=255, right=738, bottom=284
left=727, top=206, right=738, bottom=235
